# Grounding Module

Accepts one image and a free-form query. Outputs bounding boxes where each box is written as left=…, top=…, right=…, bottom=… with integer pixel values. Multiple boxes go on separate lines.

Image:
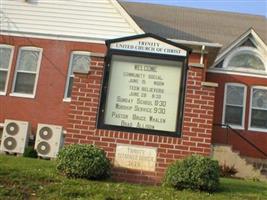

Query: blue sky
left=124, top=0, right=267, bottom=17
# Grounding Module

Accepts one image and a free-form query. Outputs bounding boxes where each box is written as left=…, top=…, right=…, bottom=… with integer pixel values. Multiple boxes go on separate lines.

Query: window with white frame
left=223, top=83, right=246, bottom=128
left=64, top=51, right=91, bottom=99
left=12, top=47, right=42, bottom=97
left=223, top=47, right=266, bottom=74
left=228, top=53, right=265, bottom=71
left=249, top=87, right=267, bottom=131
left=0, top=45, right=14, bottom=94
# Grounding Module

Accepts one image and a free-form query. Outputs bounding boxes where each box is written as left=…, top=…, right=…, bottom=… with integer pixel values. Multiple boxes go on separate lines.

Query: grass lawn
left=0, top=155, right=267, bottom=200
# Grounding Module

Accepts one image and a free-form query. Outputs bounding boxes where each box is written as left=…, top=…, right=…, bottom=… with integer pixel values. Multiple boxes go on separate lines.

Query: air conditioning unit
left=34, top=124, right=64, bottom=158
left=0, top=119, right=31, bottom=154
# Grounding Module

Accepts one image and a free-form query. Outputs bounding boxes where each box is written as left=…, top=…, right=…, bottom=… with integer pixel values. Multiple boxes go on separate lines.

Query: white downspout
left=200, top=45, right=205, bottom=65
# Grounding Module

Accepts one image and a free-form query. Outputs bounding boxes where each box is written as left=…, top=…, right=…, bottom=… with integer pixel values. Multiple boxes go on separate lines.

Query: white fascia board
left=169, top=38, right=222, bottom=48
left=110, top=0, right=144, bottom=34
left=207, top=69, right=267, bottom=79
left=214, top=29, right=267, bottom=65
left=215, top=30, right=252, bottom=62
left=0, top=31, right=106, bottom=44
left=251, top=30, right=267, bottom=52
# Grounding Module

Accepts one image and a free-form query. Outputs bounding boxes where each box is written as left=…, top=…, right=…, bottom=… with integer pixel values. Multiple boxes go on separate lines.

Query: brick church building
left=0, top=1, right=266, bottom=183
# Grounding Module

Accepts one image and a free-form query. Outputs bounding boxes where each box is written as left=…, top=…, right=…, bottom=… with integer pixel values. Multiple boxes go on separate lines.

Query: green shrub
left=56, top=144, right=111, bottom=180
left=163, top=154, right=220, bottom=192
left=23, top=146, right=38, bottom=158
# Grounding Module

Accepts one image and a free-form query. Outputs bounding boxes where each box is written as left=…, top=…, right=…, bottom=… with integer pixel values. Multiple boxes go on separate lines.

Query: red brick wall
left=66, top=56, right=216, bottom=184
left=207, top=72, right=267, bottom=159
left=0, top=35, right=105, bottom=133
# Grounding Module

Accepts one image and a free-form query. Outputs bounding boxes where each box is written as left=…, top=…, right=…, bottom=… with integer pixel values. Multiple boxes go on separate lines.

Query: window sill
left=248, top=127, right=267, bottom=133
left=221, top=124, right=245, bottom=130
left=0, top=92, right=7, bottom=96
left=9, top=93, right=35, bottom=99
left=63, top=98, right=71, bottom=102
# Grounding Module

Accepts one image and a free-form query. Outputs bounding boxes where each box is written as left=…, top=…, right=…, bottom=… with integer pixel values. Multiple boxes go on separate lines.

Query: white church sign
left=110, top=37, right=187, bottom=56
left=98, top=34, right=190, bottom=137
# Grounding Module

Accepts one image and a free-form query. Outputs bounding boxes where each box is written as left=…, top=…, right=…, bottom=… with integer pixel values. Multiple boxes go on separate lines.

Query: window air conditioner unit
left=34, top=124, right=64, bottom=158
left=0, top=119, right=31, bottom=154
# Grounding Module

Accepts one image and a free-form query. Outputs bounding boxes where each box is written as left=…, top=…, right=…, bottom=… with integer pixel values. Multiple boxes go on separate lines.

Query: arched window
left=223, top=47, right=266, bottom=74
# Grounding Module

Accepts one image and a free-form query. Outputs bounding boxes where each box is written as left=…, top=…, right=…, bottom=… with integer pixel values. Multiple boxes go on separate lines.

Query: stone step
left=261, top=171, right=267, bottom=179
left=213, top=144, right=241, bottom=156
left=245, top=157, right=267, bottom=171
left=212, top=144, right=267, bottom=181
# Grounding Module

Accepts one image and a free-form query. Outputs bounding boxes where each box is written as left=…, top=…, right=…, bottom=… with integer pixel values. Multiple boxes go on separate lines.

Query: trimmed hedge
left=56, top=144, right=111, bottom=180
left=163, top=154, right=220, bottom=192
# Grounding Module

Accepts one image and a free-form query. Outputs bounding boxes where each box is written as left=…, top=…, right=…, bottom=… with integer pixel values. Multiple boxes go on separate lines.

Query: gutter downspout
left=200, top=45, right=205, bottom=65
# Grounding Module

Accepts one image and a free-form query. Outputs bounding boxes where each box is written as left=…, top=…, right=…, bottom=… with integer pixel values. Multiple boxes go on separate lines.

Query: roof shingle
left=120, top=1, right=267, bottom=50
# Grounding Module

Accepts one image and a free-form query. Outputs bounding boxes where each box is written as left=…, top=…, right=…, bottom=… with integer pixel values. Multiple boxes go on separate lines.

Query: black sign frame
left=97, top=33, right=191, bottom=137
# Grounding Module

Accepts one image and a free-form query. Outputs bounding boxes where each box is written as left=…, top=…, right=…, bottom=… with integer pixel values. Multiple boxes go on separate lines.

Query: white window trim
left=0, top=44, right=14, bottom=95
left=10, top=46, right=43, bottom=98
left=248, top=86, right=267, bottom=133
left=222, top=83, right=247, bottom=130
left=207, top=69, right=267, bottom=79
left=222, top=47, right=267, bottom=74
left=63, top=51, right=91, bottom=101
